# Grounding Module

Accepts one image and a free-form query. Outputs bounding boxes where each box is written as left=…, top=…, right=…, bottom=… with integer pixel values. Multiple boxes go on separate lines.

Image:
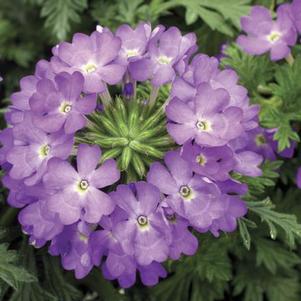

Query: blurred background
left=1, top=1, right=301, bottom=301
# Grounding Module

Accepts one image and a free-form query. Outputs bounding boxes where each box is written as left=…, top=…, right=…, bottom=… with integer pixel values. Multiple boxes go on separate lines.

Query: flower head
left=237, top=5, right=297, bottom=60
left=44, top=144, right=120, bottom=225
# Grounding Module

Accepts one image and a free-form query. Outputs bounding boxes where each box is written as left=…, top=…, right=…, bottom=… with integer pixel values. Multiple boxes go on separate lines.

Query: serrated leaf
left=41, top=0, right=87, bottom=40
left=0, top=244, right=36, bottom=290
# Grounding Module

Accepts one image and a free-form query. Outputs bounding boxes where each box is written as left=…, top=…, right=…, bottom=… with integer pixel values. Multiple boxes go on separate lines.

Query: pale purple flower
left=44, top=144, right=120, bottom=225
left=166, top=83, right=243, bottom=146
left=6, top=60, right=54, bottom=125
left=129, top=27, right=196, bottom=86
left=30, top=72, right=96, bottom=134
left=198, top=195, right=247, bottom=237
left=2, top=175, right=44, bottom=208
left=19, top=200, right=64, bottom=246
left=109, top=182, right=171, bottom=266
left=171, top=54, right=259, bottom=131
left=7, top=117, right=73, bottom=186
left=49, top=222, right=94, bottom=279
left=147, top=151, right=223, bottom=229
left=292, top=0, right=301, bottom=33
left=163, top=209, right=198, bottom=260
left=181, top=141, right=235, bottom=181
left=237, top=5, right=297, bottom=61
left=51, top=31, right=126, bottom=93
left=0, top=128, right=13, bottom=167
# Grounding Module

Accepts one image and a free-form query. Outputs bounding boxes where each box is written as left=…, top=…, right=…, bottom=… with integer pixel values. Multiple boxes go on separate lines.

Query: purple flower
left=171, top=54, right=259, bottom=131
left=30, top=72, right=96, bottom=134
left=44, top=144, right=120, bottom=225
left=163, top=209, right=198, bottom=260
left=51, top=31, right=126, bottom=93
left=292, top=0, right=301, bottom=33
left=2, top=175, right=44, bottom=208
left=166, top=83, right=243, bottom=146
left=109, top=182, right=171, bottom=265
left=0, top=128, right=13, bottom=168
left=6, top=60, right=54, bottom=126
left=147, top=151, right=223, bottom=229
left=19, top=200, right=64, bottom=246
left=237, top=6, right=297, bottom=61
left=129, top=27, right=196, bottom=86
left=198, top=195, right=247, bottom=237
left=49, top=222, right=94, bottom=279
left=6, top=117, right=73, bottom=186
left=181, top=141, right=235, bottom=181
left=116, top=22, right=151, bottom=64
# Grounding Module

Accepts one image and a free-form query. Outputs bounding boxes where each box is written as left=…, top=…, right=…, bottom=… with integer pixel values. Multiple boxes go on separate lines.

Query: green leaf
left=0, top=244, right=36, bottom=290
left=247, top=198, right=301, bottom=248
left=222, top=44, right=274, bottom=93
left=43, top=256, right=82, bottom=301
left=255, top=238, right=301, bottom=274
left=173, top=0, right=251, bottom=36
left=41, top=0, right=87, bottom=40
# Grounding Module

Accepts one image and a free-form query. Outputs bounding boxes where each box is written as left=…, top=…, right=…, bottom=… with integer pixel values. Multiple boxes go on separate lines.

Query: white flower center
left=83, top=63, right=97, bottom=73
left=196, top=153, right=207, bottom=166
left=196, top=120, right=211, bottom=132
left=125, top=48, right=140, bottom=58
left=179, top=185, right=191, bottom=198
left=267, top=31, right=282, bottom=43
left=157, top=55, right=172, bottom=65
left=59, top=102, right=72, bottom=114
left=79, top=179, right=89, bottom=191
left=137, top=215, right=148, bottom=227
left=39, top=144, right=51, bottom=158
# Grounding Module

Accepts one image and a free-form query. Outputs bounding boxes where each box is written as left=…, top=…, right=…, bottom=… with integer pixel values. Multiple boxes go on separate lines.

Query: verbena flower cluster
left=0, top=19, right=294, bottom=288
left=237, top=0, right=301, bottom=61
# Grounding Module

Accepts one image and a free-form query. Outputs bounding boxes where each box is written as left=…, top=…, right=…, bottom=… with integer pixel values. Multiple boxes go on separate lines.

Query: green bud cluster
left=77, top=96, right=175, bottom=182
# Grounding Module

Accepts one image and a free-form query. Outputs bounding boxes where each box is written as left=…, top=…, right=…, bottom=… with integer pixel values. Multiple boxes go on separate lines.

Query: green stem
left=285, top=53, right=294, bottom=66
left=270, top=0, right=276, bottom=12
left=99, top=85, right=112, bottom=107
left=149, top=86, right=159, bottom=108
left=82, top=268, right=126, bottom=301
left=0, top=207, right=18, bottom=226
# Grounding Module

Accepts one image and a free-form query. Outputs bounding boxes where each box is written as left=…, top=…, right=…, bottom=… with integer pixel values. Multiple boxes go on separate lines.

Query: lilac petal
left=165, top=98, right=195, bottom=123
left=74, top=93, right=97, bottom=114
left=77, top=144, right=101, bottom=177
left=171, top=78, right=195, bottom=102
left=33, top=114, right=65, bottom=133
left=55, top=72, right=84, bottom=101
left=195, top=83, right=229, bottom=114
left=270, top=43, right=290, bottom=61
left=91, top=159, right=120, bottom=188
left=164, top=151, right=192, bottom=185
left=64, top=112, right=86, bottom=134
left=129, top=58, right=153, bottom=81
left=167, top=123, right=193, bottom=145
left=147, top=162, right=177, bottom=195
left=43, top=158, right=78, bottom=189
left=110, top=185, right=139, bottom=216
left=135, top=182, right=160, bottom=215
left=98, top=64, right=126, bottom=85
left=84, top=73, right=106, bottom=93
left=47, top=191, right=81, bottom=225
left=237, top=36, right=271, bottom=55
left=139, top=262, right=167, bottom=286
left=113, top=221, right=136, bottom=255
left=135, top=229, right=169, bottom=265
left=152, top=65, right=175, bottom=87
left=234, top=151, right=263, bottom=177
left=84, top=189, right=115, bottom=223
